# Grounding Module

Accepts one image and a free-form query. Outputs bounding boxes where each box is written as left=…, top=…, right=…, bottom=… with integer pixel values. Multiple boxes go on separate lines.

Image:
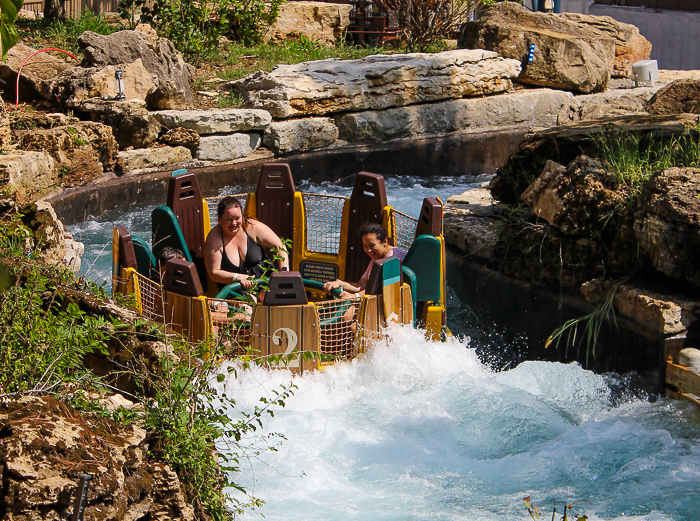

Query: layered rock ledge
left=229, top=49, right=522, bottom=118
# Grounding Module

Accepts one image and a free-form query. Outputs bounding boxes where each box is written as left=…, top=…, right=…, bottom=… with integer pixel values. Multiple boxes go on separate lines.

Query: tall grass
left=206, top=36, right=388, bottom=81
left=592, top=126, right=700, bottom=198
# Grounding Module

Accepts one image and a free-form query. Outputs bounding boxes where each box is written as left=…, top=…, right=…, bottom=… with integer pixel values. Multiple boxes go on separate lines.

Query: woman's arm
left=247, top=221, right=290, bottom=270
left=322, top=277, right=367, bottom=297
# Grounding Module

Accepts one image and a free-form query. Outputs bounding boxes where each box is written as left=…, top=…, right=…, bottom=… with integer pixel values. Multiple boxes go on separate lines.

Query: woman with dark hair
left=203, top=196, right=289, bottom=289
left=322, top=222, right=405, bottom=298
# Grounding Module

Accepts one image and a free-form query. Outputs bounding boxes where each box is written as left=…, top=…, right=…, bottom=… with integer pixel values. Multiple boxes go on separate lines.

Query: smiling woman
left=322, top=223, right=406, bottom=298
left=203, top=195, right=289, bottom=290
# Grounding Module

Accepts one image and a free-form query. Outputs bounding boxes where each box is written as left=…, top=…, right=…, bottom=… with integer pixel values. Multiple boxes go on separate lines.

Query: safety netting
left=206, top=297, right=252, bottom=357
left=390, top=209, right=418, bottom=253
left=316, top=296, right=361, bottom=360
left=302, top=193, right=346, bottom=254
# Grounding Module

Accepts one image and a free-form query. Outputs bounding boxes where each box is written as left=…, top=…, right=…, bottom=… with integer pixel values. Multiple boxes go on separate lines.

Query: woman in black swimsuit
left=203, top=196, right=289, bottom=290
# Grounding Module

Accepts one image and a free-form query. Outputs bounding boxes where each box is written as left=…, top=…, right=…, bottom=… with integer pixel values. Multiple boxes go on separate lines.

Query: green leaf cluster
left=0, top=0, right=23, bottom=61
left=118, top=0, right=286, bottom=61
left=0, top=267, right=110, bottom=396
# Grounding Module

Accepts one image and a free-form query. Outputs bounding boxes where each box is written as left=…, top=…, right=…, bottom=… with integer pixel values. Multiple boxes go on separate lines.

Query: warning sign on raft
left=299, top=261, right=339, bottom=283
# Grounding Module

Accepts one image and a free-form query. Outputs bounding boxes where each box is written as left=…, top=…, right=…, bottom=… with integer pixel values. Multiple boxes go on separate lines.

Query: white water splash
left=216, top=325, right=700, bottom=521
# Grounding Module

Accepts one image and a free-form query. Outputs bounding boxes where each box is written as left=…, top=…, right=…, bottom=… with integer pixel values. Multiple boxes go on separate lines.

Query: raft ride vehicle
left=112, top=164, right=448, bottom=371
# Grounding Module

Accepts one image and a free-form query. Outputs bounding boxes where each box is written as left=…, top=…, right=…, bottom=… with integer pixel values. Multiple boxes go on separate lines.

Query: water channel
left=67, top=174, right=700, bottom=521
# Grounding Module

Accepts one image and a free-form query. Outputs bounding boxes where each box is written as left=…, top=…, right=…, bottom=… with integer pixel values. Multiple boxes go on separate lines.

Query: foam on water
left=216, top=326, right=700, bottom=521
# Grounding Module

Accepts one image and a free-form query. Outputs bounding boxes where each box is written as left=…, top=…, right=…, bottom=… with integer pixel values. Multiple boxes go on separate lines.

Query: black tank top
left=219, top=227, right=269, bottom=288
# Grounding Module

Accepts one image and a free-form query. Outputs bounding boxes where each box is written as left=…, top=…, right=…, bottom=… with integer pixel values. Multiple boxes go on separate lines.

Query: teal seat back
left=151, top=206, right=193, bottom=263
left=132, top=235, right=156, bottom=279
left=403, top=234, right=442, bottom=302
left=401, top=265, right=418, bottom=327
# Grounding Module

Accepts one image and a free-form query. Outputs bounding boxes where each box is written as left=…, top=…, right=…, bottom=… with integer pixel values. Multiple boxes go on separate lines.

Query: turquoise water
left=217, top=326, right=700, bottom=521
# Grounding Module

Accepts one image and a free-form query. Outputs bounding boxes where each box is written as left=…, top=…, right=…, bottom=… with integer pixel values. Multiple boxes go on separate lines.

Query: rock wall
left=444, top=117, right=700, bottom=349
left=0, top=396, right=195, bottom=521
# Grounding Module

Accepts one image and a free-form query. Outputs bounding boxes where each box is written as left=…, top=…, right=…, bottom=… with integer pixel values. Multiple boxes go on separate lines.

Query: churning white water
left=66, top=174, right=700, bottom=519
left=217, top=326, right=700, bottom=521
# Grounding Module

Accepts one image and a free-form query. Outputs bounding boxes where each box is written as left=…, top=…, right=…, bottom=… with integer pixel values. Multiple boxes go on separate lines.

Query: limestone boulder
left=558, top=85, right=657, bottom=123
left=0, top=396, right=195, bottom=521
left=634, top=167, right=700, bottom=286
left=263, top=118, right=338, bottom=154
left=20, top=200, right=84, bottom=272
left=0, top=42, right=74, bottom=101
left=73, top=98, right=161, bottom=149
left=0, top=152, right=56, bottom=195
left=336, top=89, right=577, bottom=144
left=17, top=122, right=118, bottom=183
left=581, top=278, right=698, bottom=336
left=50, top=24, right=194, bottom=110
left=443, top=188, right=502, bottom=261
left=459, top=2, right=613, bottom=93
left=646, top=79, right=700, bottom=116
left=115, top=146, right=192, bottom=175
left=159, top=127, right=200, bottom=149
left=266, top=1, right=353, bottom=44
left=230, top=49, right=521, bottom=118
left=196, top=134, right=262, bottom=161
left=560, top=12, right=652, bottom=78
left=521, top=156, right=625, bottom=236
left=153, top=108, right=271, bottom=134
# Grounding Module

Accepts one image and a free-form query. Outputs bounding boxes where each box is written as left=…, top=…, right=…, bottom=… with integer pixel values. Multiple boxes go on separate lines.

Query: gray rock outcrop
left=16, top=122, right=118, bottom=185
left=0, top=151, right=56, bottom=194
left=444, top=188, right=502, bottom=261
left=582, top=278, right=698, bottom=336
left=634, top=167, right=700, bottom=287
left=153, top=108, right=271, bottom=134
left=50, top=24, right=194, bottom=110
left=0, top=42, right=74, bottom=102
left=646, top=79, right=700, bottom=115
left=263, top=118, right=338, bottom=154
left=336, top=89, right=577, bottom=144
left=230, top=50, right=521, bottom=118
left=521, top=156, right=625, bottom=236
left=115, top=146, right=192, bottom=175
left=75, top=98, right=162, bottom=149
left=196, top=134, right=262, bottom=161
left=459, top=3, right=615, bottom=93
left=559, top=12, right=652, bottom=79
left=0, top=396, right=195, bottom=521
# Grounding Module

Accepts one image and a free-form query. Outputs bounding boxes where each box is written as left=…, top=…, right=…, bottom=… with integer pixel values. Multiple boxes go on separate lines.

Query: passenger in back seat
left=153, top=246, right=185, bottom=281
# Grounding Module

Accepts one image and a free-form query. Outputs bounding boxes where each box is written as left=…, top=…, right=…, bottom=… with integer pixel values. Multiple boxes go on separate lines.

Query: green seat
left=401, top=265, right=418, bottom=327
left=131, top=235, right=156, bottom=279
left=151, top=206, right=193, bottom=263
left=403, top=234, right=442, bottom=303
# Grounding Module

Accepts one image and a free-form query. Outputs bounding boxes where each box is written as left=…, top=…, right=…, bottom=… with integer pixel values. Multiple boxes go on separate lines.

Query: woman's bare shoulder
left=205, top=224, right=223, bottom=248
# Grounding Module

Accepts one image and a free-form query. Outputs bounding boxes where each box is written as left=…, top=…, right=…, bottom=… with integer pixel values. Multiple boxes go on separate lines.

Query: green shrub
left=224, top=0, right=285, bottom=46
left=0, top=268, right=110, bottom=396
left=119, top=0, right=286, bottom=60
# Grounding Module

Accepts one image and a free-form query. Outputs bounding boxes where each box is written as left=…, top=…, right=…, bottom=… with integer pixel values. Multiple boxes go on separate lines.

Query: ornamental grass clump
left=591, top=125, right=700, bottom=199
